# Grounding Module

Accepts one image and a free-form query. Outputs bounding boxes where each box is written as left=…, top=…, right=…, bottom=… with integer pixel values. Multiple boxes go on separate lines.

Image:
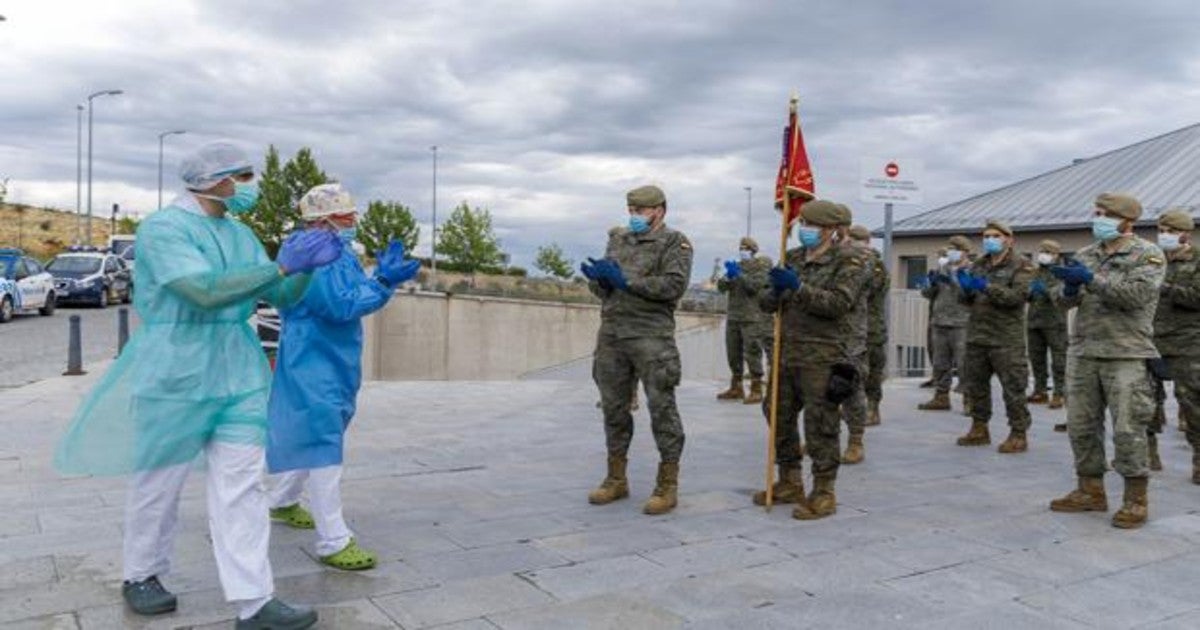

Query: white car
left=0, top=248, right=56, bottom=323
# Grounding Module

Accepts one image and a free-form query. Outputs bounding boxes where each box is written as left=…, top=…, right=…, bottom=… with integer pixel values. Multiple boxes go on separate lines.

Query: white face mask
left=946, top=249, right=963, bottom=263
left=1036, top=252, right=1055, bottom=266
left=1159, top=233, right=1183, bottom=252
left=937, top=256, right=950, bottom=268
left=739, top=250, right=753, bottom=261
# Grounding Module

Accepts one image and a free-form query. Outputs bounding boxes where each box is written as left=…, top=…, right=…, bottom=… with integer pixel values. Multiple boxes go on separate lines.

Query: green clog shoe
left=319, top=538, right=377, bottom=571
left=270, top=503, right=315, bottom=529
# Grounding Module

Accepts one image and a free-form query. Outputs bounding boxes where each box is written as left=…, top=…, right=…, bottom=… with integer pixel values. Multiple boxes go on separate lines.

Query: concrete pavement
left=4, top=368, right=1200, bottom=628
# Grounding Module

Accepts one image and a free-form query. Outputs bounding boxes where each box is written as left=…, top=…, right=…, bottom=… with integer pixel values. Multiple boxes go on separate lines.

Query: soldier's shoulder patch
left=607, top=226, right=626, bottom=237
left=678, top=234, right=693, bottom=250
left=1146, top=254, right=1166, bottom=266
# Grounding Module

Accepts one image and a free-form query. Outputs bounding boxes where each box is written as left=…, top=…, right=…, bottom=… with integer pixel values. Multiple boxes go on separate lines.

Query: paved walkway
left=3, top=369, right=1200, bottom=629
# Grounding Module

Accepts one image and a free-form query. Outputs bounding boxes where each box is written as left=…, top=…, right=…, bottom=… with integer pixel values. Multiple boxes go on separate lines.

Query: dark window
left=24, top=258, right=43, bottom=274
left=900, top=256, right=928, bottom=289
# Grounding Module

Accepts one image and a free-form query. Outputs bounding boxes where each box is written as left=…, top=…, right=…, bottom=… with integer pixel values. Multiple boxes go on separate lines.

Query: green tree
left=241, top=146, right=329, bottom=258
left=359, top=200, right=419, bottom=259
left=437, top=201, right=504, bottom=283
left=534, top=242, right=574, bottom=279
left=116, top=216, right=140, bottom=234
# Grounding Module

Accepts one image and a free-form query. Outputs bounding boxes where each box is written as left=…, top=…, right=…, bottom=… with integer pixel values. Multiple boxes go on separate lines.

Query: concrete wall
left=362, top=292, right=724, bottom=381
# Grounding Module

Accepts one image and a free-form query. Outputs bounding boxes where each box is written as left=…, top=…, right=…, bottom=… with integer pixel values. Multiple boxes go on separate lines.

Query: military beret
left=848, top=225, right=871, bottom=242
left=947, top=235, right=973, bottom=252
left=626, top=185, right=666, bottom=208
left=1158, top=208, right=1195, bottom=232
left=739, top=236, right=759, bottom=252
left=797, top=199, right=843, bottom=227
left=1095, top=192, right=1142, bottom=220
left=1038, top=239, right=1062, bottom=254
left=983, top=219, right=1013, bottom=237
left=836, top=203, right=855, bottom=226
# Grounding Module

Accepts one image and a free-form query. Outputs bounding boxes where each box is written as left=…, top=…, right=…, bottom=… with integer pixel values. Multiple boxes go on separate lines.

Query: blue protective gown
left=54, top=196, right=310, bottom=475
left=266, top=245, right=393, bottom=473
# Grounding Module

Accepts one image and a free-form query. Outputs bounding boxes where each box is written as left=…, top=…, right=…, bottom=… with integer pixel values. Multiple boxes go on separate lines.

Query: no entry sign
left=860, top=157, right=924, bottom=205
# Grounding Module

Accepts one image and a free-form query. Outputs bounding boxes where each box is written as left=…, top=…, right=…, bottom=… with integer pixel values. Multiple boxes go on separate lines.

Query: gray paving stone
left=856, top=530, right=1005, bottom=574
left=486, top=593, right=684, bottom=630
left=404, top=541, right=569, bottom=582
left=1018, top=573, right=1197, bottom=629
left=427, top=619, right=501, bottom=630
left=740, top=548, right=911, bottom=595
left=640, top=536, right=783, bottom=577
left=521, top=554, right=676, bottom=601
left=882, top=560, right=1047, bottom=613
left=1, top=614, right=79, bottom=630
left=631, top=567, right=806, bottom=622
left=372, top=574, right=555, bottom=628
left=905, top=600, right=1090, bottom=630
left=534, top=523, right=683, bottom=563
left=439, top=514, right=580, bottom=549
left=0, top=555, right=57, bottom=591
left=1137, top=608, right=1200, bottom=629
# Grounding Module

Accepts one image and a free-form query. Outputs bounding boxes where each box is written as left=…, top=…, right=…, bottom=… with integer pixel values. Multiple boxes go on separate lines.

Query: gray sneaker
left=235, top=598, right=318, bottom=630
left=122, top=576, right=177, bottom=615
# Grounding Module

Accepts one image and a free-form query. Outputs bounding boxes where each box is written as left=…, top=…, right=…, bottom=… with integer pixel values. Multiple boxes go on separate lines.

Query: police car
left=46, top=248, right=132, bottom=308
left=0, top=248, right=57, bottom=323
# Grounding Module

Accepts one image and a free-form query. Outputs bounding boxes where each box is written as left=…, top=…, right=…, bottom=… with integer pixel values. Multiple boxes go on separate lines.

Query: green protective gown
left=55, top=197, right=310, bottom=475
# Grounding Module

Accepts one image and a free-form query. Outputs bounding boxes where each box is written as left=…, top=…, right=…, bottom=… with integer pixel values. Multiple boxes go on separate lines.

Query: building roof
left=887, top=123, right=1200, bottom=236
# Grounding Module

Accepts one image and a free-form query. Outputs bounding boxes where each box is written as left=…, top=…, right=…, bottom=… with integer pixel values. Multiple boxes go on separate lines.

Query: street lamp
left=86, top=89, right=123, bottom=245
left=430, top=144, right=438, bottom=287
left=744, top=186, right=752, bottom=237
left=75, top=104, right=84, bottom=245
left=157, top=130, right=186, bottom=210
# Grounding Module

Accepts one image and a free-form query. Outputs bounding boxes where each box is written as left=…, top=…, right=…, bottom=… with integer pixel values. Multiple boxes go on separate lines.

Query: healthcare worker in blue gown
left=265, top=183, right=420, bottom=571
left=54, top=142, right=340, bottom=629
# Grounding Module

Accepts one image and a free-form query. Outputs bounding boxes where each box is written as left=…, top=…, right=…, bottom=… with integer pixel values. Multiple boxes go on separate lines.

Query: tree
left=0, top=177, right=8, bottom=205
left=116, top=216, right=140, bottom=234
left=241, top=146, right=329, bottom=258
left=359, top=200, right=419, bottom=259
left=534, top=242, right=574, bottom=279
left=437, top=201, right=504, bottom=282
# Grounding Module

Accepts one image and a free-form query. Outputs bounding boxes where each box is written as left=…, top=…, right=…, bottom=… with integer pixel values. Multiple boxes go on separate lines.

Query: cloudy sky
left=2, top=0, right=1199, bottom=280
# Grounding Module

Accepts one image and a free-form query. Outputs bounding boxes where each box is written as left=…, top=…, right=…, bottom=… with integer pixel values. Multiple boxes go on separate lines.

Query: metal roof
left=888, top=123, right=1200, bottom=236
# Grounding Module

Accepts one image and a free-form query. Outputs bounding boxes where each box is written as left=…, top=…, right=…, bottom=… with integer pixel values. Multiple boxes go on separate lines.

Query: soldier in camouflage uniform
left=1049, top=193, right=1164, bottom=529
left=1152, top=209, right=1200, bottom=483
left=715, top=237, right=773, bottom=404
left=753, top=200, right=871, bottom=521
left=1027, top=240, right=1069, bottom=413
left=955, top=220, right=1034, bottom=453
left=918, top=236, right=972, bottom=412
left=838, top=224, right=888, bottom=465
left=582, top=185, right=694, bottom=516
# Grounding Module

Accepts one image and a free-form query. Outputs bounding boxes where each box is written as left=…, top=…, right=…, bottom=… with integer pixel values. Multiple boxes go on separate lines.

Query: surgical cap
left=179, top=141, right=253, bottom=191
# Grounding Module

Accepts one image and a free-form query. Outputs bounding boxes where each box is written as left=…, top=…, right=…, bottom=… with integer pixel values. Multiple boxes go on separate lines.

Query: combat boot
left=753, top=465, right=805, bottom=505
left=918, top=391, right=951, bottom=411
left=1148, top=433, right=1162, bottom=471
left=1111, top=476, right=1149, bottom=529
left=956, top=420, right=991, bottom=446
left=643, top=461, right=679, bottom=515
left=1049, top=476, right=1107, bottom=512
left=1048, top=394, right=1064, bottom=409
left=866, top=401, right=881, bottom=426
left=997, top=429, right=1027, bottom=454
left=1027, top=391, right=1049, bottom=404
left=841, top=432, right=865, bottom=465
left=587, top=456, right=629, bottom=505
left=743, top=378, right=764, bottom=405
left=716, top=376, right=744, bottom=401
left=793, top=476, right=836, bottom=520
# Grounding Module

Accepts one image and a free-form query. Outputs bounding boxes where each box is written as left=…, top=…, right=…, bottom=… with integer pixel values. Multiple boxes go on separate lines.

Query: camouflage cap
left=739, top=236, right=759, bottom=252
left=799, top=199, right=844, bottom=227
left=1158, top=208, right=1195, bottom=231
left=1038, top=239, right=1062, bottom=254
left=947, top=235, right=973, bottom=252
left=626, top=185, right=666, bottom=208
left=983, top=219, right=1013, bottom=236
left=1095, top=192, right=1142, bottom=220
left=848, top=224, right=871, bottom=242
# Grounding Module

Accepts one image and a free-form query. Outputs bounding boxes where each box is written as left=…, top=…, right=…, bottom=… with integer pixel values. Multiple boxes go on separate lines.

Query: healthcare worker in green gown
left=265, top=183, right=420, bottom=571
left=55, top=141, right=339, bottom=629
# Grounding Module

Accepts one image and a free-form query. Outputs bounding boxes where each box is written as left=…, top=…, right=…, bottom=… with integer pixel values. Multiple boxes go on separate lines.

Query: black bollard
left=63, top=315, right=87, bottom=376
left=117, top=307, right=130, bottom=357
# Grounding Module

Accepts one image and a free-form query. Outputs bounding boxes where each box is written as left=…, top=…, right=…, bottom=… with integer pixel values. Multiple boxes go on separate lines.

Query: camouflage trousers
left=865, top=341, right=886, bottom=406
left=593, top=334, right=685, bottom=462
left=841, top=352, right=868, bottom=435
left=761, top=360, right=842, bottom=478
left=1161, top=356, right=1200, bottom=454
left=1066, top=356, right=1152, bottom=478
left=930, top=325, right=966, bottom=393
left=725, top=319, right=771, bottom=379
left=963, top=343, right=1031, bottom=430
left=1028, top=325, right=1067, bottom=397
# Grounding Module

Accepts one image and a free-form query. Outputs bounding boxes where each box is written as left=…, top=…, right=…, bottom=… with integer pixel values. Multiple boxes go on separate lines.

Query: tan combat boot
left=793, top=476, right=836, bottom=520
left=753, top=465, right=805, bottom=505
left=743, top=378, right=764, bottom=405
left=841, top=432, right=865, bottom=465
left=866, top=401, right=881, bottom=426
left=643, top=462, right=679, bottom=515
left=997, top=429, right=1028, bottom=454
left=1049, top=476, right=1108, bottom=512
left=1027, top=391, right=1049, bottom=404
left=956, top=420, right=991, bottom=446
left=1111, top=476, right=1149, bottom=529
left=1048, top=394, right=1064, bottom=409
left=716, top=376, right=744, bottom=401
left=918, top=391, right=951, bottom=411
left=1148, top=433, right=1162, bottom=471
left=587, top=456, right=629, bottom=505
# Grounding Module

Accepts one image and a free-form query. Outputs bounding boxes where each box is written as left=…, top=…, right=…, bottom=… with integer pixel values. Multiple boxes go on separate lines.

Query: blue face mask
left=338, top=227, right=357, bottom=244
left=223, top=182, right=260, bottom=215
left=797, top=226, right=822, bottom=248
left=982, top=236, right=1005, bottom=255
left=1093, top=216, right=1122, bottom=242
left=629, top=214, right=651, bottom=234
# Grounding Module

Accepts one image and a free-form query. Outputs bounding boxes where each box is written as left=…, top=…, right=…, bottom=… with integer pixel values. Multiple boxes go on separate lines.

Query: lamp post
left=75, top=104, right=84, bottom=245
left=430, top=144, right=438, bottom=287
left=86, top=89, right=123, bottom=245
left=744, top=186, right=752, bottom=237
left=157, top=130, right=186, bottom=210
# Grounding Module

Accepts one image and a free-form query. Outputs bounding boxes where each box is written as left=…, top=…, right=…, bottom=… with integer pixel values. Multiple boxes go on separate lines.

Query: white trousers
left=123, top=441, right=274, bottom=606
left=268, top=465, right=353, bottom=557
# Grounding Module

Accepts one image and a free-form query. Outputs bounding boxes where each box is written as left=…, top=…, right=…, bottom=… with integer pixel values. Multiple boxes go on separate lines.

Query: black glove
left=825, top=363, right=860, bottom=404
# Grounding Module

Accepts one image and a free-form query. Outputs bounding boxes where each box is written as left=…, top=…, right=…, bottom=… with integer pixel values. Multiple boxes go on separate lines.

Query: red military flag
left=773, top=95, right=815, bottom=225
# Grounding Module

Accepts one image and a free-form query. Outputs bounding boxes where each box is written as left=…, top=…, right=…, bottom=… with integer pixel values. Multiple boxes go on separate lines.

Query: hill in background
left=0, top=204, right=118, bottom=260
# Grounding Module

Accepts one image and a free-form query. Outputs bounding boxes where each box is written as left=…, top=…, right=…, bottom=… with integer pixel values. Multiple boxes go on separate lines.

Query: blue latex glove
left=580, top=260, right=598, bottom=280
left=1050, top=259, right=1094, bottom=287
left=590, top=258, right=628, bottom=291
left=972, top=275, right=989, bottom=292
left=925, top=270, right=937, bottom=286
left=277, top=229, right=341, bottom=275
left=724, top=260, right=741, bottom=280
left=1030, top=279, right=1047, bottom=297
left=768, top=266, right=800, bottom=295
left=376, top=240, right=421, bottom=287
left=955, top=268, right=976, bottom=293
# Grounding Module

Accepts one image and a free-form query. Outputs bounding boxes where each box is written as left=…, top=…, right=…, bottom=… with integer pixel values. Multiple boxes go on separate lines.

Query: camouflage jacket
left=959, top=250, right=1034, bottom=347
left=589, top=225, right=695, bottom=339
left=859, top=244, right=890, bottom=345
left=921, top=263, right=971, bottom=328
left=1154, top=246, right=1200, bottom=357
left=1026, top=265, right=1067, bottom=330
left=759, top=242, right=872, bottom=366
left=717, top=255, right=772, bottom=322
left=1062, top=236, right=1165, bottom=359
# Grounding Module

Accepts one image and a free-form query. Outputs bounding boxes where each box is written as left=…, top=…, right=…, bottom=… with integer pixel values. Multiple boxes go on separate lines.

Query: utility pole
left=86, top=89, right=123, bottom=245
left=431, top=144, right=439, bottom=288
